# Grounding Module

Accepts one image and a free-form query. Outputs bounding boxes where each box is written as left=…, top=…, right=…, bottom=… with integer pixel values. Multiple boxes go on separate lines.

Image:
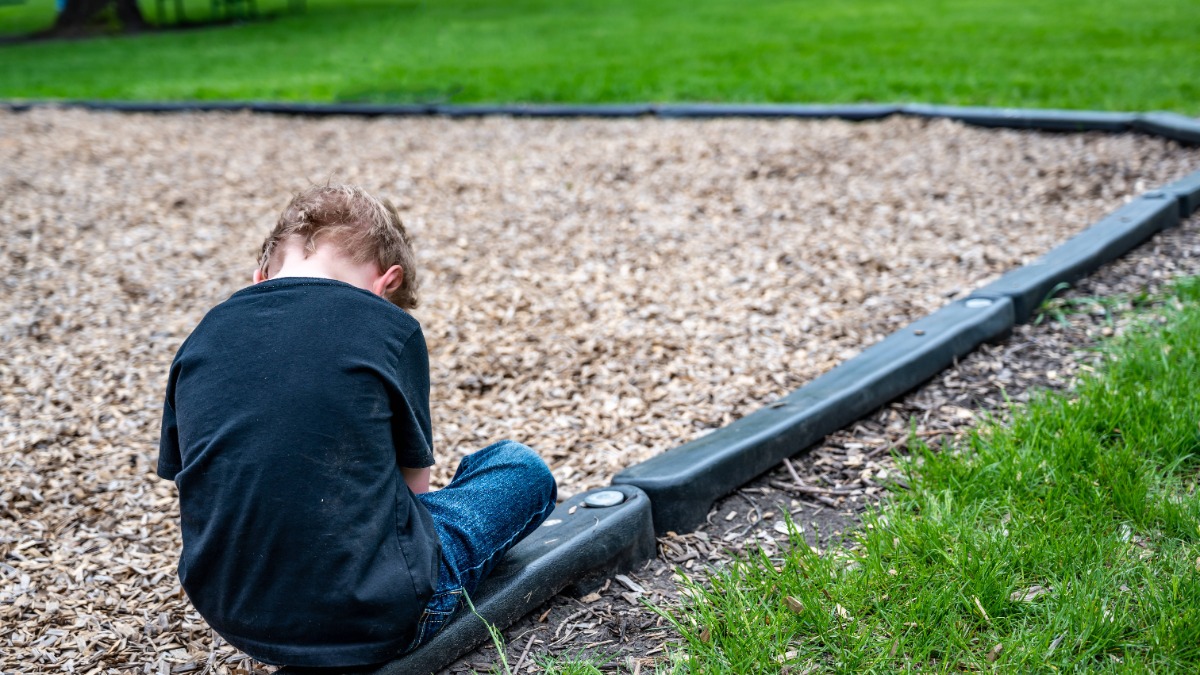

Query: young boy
left=157, top=184, right=557, bottom=667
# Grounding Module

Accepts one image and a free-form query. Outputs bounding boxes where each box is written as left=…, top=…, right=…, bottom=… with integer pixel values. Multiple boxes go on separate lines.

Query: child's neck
left=273, top=249, right=345, bottom=282
left=269, top=242, right=380, bottom=294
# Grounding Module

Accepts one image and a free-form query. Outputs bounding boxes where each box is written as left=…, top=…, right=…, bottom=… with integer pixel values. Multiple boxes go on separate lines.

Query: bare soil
left=1, top=108, right=1198, bottom=671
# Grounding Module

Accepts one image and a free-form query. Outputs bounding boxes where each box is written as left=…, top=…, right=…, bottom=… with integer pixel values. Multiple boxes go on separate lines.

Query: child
left=158, top=184, right=557, bottom=667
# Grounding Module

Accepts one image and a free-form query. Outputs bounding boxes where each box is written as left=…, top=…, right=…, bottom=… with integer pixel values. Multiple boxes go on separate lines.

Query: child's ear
left=253, top=268, right=267, bottom=284
left=373, top=265, right=404, bottom=298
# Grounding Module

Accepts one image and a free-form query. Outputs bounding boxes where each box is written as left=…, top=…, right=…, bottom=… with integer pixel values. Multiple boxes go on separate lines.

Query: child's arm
left=402, top=466, right=431, bottom=494
left=157, top=358, right=184, bottom=481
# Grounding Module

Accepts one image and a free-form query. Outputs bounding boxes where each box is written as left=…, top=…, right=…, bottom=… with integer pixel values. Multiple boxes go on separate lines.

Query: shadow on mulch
left=445, top=213, right=1200, bottom=673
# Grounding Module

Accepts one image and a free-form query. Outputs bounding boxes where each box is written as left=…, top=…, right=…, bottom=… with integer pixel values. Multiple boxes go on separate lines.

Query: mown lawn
left=1, top=0, right=1198, bottom=111
left=652, top=280, right=1200, bottom=672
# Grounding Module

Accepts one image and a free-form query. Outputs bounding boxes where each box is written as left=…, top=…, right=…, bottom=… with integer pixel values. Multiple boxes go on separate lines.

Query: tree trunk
left=113, top=0, right=148, bottom=29
left=54, top=0, right=147, bottom=31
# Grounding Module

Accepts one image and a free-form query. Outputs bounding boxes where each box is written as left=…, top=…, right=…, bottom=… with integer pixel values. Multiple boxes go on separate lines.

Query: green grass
left=652, top=279, right=1200, bottom=672
left=1, top=0, right=1198, bottom=111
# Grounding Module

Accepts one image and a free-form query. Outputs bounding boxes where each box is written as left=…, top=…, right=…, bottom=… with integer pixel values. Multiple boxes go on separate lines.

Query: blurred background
left=0, top=0, right=1197, bottom=111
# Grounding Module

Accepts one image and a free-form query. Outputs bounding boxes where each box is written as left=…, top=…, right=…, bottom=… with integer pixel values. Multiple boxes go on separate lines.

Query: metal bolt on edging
left=583, top=490, right=626, bottom=508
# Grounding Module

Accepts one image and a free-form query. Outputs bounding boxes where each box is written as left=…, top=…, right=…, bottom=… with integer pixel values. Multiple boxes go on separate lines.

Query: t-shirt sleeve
left=157, top=360, right=183, bottom=480
left=392, top=328, right=435, bottom=469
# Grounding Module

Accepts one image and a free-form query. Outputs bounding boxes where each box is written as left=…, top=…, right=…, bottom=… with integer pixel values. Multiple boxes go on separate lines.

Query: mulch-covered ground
left=448, top=213, right=1200, bottom=673
left=2, top=108, right=1198, bottom=672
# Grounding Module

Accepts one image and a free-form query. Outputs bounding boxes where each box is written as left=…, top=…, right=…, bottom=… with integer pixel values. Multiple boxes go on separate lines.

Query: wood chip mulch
left=2, top=108, right=1199, bottom=672
left=448, top=212, right=1200, bottom=673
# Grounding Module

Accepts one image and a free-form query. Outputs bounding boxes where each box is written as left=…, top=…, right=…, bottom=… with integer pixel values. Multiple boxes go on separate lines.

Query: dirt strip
left=447, top=213, right=1200, bottom=673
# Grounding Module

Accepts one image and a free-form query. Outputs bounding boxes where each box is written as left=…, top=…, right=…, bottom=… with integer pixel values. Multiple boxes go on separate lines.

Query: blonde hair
left=259, top=184, right=420, bottom=309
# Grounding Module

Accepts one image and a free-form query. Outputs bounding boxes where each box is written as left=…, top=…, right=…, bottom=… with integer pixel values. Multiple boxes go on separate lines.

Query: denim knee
left=475, top=440, right=557, bottom=504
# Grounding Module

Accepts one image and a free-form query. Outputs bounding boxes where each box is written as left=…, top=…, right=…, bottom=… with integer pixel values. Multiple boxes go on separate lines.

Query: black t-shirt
left=158, top=277, right=441, bottom=667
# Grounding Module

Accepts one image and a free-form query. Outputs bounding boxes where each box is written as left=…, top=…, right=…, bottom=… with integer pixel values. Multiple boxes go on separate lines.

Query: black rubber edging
left=1161, top=169, right=1200, bottom=218
left=1161, top=168, right=1200, bottom=214
left=433, top=103, right=653, bottom=117
left=251, top=102, right=436, bottom=116
left=279, top=484, right=655, bottom=675
left=969, top=191, right=1181, bottom=323
left=4, top=100, right=899, bottom=121
left=76, top=100, right=256, bottom=113
left=60, top=100, right=439, bottom=116
left=653, top=103, right=899, bottom=120
left=7, top=101, right=1199, bottom=148
left=611, top=184, right=1190, bottom=536
left=1135, top=112, right=1200, bottom=146
left=613, top=297, right=1015, bottom=535
left=902, top=104, right=1137, bottom=132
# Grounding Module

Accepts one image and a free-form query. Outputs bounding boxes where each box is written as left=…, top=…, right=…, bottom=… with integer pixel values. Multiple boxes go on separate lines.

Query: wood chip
left=614, top=574, right=646, bottom=594
left=1009, top=585, right=1051, bottom=602
left=987, top=643, right=1004, bottom=662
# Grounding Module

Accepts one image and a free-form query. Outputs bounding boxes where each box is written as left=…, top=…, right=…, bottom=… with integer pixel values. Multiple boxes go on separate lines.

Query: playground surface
left=2, top=108, right=1200, bottom=670
left=443, top=213, right=1200, bottom=672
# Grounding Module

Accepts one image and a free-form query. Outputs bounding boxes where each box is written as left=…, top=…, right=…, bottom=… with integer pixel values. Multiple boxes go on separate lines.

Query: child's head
left=258, top=184, right=420, bottom=309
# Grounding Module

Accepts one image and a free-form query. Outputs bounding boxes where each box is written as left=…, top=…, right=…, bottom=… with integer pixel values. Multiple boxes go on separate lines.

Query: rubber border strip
left=6, top=100, right=1198, bottom=144
left=1161, top=169, right=1200, bottom=218
left=614, top=187, right=1185, bottom=534
left=434, top=103, right=652, bottom=117
left=279, top=485, right=655, bottom=675
left=1135, top=112, right=1200, bottom=146
left=653, top=103, right=898, bottom=119
left=612, top=297, right=1014, bottom=534
left=6, top=100, right=1196, bottom=145
left=901, top=104, right=1137, bottom=132
left=969, top=192, right=1180, bottom=322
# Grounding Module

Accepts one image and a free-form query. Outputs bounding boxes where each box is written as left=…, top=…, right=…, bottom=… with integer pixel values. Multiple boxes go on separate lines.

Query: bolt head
left=583, top=490, right=626, bottom=508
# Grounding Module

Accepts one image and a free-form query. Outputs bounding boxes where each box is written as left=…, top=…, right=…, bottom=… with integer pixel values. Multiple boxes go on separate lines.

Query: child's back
left=159, top=277, right=439, bottom=665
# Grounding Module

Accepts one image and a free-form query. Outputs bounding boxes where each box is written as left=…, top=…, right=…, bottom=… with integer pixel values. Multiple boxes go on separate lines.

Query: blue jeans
left=404, top=440, right=557, bottom=652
